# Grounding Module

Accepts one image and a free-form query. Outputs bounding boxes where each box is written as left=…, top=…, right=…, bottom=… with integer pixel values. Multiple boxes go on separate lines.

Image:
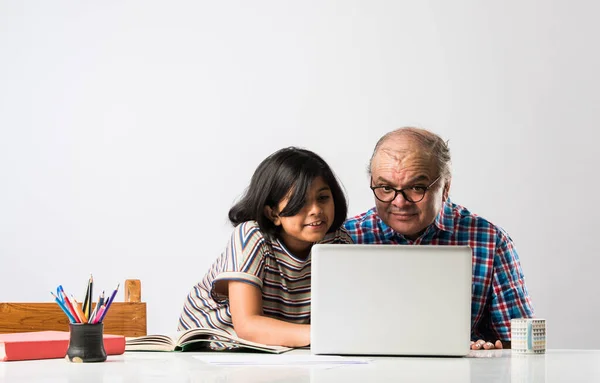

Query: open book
left=125, top=327, right=292, bottom=354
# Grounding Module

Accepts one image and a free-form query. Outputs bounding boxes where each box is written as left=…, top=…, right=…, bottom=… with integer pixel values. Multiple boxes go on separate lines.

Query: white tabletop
left=1, top=349, right=599, bottom=383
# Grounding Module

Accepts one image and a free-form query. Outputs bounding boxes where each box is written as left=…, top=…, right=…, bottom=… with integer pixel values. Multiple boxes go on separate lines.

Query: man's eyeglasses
left=370, top=175, right=441, bottom=203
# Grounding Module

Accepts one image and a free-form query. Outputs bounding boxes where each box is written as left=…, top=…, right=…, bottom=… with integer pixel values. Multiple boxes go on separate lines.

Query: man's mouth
left=390, top=211, right=417, bottom=218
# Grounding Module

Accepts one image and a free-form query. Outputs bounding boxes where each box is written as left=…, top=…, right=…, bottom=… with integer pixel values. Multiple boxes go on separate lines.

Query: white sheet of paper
left=193, top=354, right=372, bottom=366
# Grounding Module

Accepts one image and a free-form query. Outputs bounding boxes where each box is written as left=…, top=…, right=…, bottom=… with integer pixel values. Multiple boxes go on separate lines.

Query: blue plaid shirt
left=343, top=199, right=534, bottom=341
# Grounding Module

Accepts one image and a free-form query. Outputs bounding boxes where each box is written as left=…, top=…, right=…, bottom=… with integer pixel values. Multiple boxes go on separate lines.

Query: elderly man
left=344, top=127, right=534, bottom=350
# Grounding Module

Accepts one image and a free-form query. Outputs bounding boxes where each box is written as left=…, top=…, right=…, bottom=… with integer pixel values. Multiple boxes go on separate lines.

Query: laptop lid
left=310, top=244, right=472, bottom=356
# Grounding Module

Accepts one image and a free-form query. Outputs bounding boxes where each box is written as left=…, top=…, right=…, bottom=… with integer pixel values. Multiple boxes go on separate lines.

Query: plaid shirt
left=343, top=200, right=534, bottom=341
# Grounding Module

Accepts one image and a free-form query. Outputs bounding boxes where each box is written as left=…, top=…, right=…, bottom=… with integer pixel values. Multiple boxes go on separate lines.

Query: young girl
left=178, top=147, right=352, bottom=348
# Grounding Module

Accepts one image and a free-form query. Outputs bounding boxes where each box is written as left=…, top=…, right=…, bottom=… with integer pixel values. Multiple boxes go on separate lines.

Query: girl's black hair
left=228, top=147, right=348, bottom=237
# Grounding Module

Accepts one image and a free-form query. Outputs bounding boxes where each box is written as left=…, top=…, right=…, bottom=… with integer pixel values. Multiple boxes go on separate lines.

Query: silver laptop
left=310, top=244, right=472, bottom=356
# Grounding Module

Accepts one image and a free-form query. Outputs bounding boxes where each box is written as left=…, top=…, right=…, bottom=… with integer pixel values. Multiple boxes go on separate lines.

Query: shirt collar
left=434, top=199, right=455, bottom=233
left=378, top=212, right=397, bottom=241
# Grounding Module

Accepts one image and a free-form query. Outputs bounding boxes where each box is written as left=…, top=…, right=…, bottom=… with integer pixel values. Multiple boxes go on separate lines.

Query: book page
left=126, top=334, right=175, bottom=345
left=175, top=328, right=227, bottom=346
left=125, top=334, right=177, bottom=352
left=176, top=328, right=292, bottom=353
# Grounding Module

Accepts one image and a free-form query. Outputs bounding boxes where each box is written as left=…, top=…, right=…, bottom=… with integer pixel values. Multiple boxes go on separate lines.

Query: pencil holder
left=66, top=323, right=107, bottom=363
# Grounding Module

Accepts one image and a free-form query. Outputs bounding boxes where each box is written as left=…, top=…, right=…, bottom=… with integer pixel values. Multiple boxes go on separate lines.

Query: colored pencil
left=91, top=305, right=106, bottom=324
left=53, top=279, right=116, bottom=324
left=88, top=291, right=105, bottom=324
left=82, top=274, right=93, bottom=320
left=88, top=275, right=93, bottom=319
left=51, top=292, right=76, bottom=323
left=58, top=286, right=81, bottom=323
left=98, top=283, right=119, bottom=322
left=88, top=295, right=99, bottom=323
left=70, top=295, right=87, bottom=323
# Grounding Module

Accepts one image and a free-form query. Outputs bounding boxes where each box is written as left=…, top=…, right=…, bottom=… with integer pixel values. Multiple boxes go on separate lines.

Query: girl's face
left=266, top=176, right=335, bottom=258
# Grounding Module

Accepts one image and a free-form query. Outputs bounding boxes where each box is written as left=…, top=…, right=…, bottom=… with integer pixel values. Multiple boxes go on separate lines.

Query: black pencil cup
left=66, top=323, right=107, bottom=363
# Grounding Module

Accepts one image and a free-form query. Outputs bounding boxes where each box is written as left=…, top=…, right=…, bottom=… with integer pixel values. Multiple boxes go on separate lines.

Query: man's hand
left=470, top=339, right=503, bottom=350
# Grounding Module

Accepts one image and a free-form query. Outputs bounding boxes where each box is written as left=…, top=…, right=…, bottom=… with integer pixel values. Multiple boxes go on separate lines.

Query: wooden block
left=0, top=302, right=147, bottom=337
left=125, top=279, right=141, bottom=303
left=0, top=303, right=70, bottom=333
left=99, top=302, right=147, bottom=337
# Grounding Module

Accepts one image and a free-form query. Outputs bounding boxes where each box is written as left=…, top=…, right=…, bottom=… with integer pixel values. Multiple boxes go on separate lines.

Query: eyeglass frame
left=369, top=175, right=442, bottom=203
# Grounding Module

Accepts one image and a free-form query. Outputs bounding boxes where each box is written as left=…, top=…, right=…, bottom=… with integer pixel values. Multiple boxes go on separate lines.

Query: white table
left=1, top=349, right=599, bottom=382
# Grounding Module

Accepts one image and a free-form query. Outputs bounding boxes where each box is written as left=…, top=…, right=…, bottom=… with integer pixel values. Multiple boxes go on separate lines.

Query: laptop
left=310, top=244, right=472, bottom=357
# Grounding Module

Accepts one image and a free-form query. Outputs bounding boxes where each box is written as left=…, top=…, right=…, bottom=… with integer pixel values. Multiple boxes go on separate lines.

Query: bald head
left=369, top=127, right=452, bottom=181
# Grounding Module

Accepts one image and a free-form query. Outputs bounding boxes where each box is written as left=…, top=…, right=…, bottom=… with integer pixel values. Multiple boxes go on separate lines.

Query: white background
left=1, top=1, right=598, bottom=349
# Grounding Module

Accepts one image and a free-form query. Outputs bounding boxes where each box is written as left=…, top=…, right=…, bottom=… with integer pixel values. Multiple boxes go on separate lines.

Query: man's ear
left=264, top=205, right=281, bottom=226
left=442, top=178, right=451, bottom=202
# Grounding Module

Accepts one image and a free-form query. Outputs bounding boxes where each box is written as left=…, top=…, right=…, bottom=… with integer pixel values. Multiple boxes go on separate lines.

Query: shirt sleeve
left=211, top=222, right=269, bottom=303
left=488, top=230, right=535, bottom=341
left=335, top=227, right=354, bottom=244
left=316, top=227, right=355, bottom=244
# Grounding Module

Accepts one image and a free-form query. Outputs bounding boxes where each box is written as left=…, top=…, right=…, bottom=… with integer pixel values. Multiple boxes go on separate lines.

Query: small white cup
left=511, top=318, right=546, bottom=354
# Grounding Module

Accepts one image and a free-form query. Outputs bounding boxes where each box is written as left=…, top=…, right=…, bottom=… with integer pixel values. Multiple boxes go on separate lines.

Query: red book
left=0, top=331, right=125, bottom=362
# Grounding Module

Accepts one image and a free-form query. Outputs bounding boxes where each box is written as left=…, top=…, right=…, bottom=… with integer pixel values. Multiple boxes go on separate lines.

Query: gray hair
left=368, top=127, right=452, bottom=180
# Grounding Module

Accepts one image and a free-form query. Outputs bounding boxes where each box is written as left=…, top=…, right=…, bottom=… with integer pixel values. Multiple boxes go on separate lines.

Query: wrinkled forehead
left=372, top=140, right=436, bottom=177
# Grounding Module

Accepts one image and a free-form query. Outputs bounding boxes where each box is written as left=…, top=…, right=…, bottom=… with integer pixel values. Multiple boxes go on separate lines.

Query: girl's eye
left=318, top=195, right=331, bottom=202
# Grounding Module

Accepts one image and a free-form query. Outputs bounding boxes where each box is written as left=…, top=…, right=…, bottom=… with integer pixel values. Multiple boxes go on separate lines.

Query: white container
left=511, top=318, right=546, bottom=354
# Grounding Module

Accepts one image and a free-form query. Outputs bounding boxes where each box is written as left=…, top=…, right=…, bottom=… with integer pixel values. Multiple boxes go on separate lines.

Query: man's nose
left=391, top=191, right=411, bottom=208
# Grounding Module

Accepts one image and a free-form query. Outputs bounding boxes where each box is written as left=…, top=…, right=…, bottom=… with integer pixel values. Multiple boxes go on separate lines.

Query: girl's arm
left=228, top=280, right=310, bottom=348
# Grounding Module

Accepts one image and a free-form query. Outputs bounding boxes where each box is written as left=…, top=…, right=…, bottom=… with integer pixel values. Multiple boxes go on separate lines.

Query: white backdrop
left=1, top=1, right=599, bottom=349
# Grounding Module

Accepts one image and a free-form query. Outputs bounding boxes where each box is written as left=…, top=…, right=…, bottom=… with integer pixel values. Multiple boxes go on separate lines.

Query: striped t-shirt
left=178, top=220, right=353, bottom=340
